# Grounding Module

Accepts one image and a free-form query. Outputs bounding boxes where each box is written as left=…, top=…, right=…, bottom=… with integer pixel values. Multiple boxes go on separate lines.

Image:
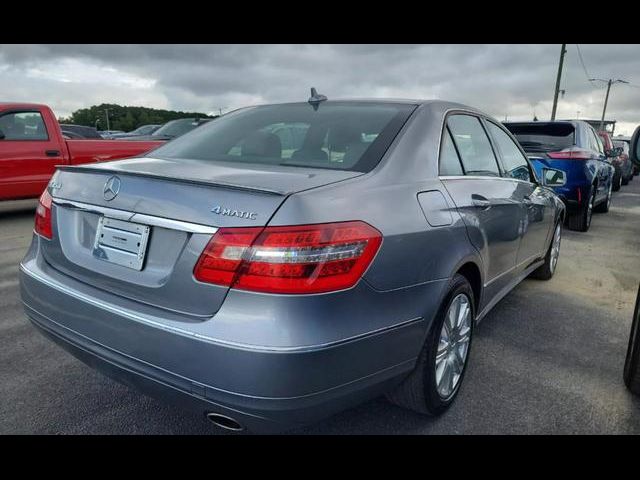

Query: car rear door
left=587, top=126, right=611, bottom=201
left=484, top=120, right=554, bottom=266
left=439, top=113, right=524, bottom=304
left=0, top=109, right=64, bottom=200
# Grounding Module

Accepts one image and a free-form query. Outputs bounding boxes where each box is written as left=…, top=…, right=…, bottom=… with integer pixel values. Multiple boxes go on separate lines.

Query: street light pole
left=589, top=78, right=629, bottom=131
left=551, top=44, right=567, bottom=121
left=104, top=109, right=111, bottom=131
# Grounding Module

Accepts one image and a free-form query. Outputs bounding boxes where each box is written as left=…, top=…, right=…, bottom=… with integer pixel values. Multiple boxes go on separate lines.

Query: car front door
left=0, top=110, right=62, bottom=200
left=439, top=113, right=524, bottom=307
left=484, top=120, right=555, bottom=266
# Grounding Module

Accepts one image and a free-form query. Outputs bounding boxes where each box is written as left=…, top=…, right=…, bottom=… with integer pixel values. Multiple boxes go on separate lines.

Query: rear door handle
left=471, top=195, right=491, bottom=209
left=45, top=150, right=60, bottom=157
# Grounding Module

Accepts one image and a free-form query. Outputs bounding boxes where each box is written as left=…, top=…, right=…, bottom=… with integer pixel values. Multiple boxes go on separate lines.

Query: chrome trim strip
left=439, top=175, right=537, bottom=186
left=20, top=262, right=423, bottom=353
left=53, top=199, right=219, bottom=234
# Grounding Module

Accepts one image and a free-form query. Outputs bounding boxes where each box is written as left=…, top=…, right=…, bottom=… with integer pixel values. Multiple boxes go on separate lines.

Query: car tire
left=386, top=274, right=474, bottom=415
left=624, top=285, right=640, bottom=396
left=567, top=186, right=594, bottom=231
left=612, top=170, right=622, bottom=191
left=594, top=180, right=612, bottom=214
left=530, top=221, right=562, bottom=280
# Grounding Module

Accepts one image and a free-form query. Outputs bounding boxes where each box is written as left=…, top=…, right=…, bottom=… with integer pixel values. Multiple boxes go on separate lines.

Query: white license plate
left=92, top=217, right=151, bottom=271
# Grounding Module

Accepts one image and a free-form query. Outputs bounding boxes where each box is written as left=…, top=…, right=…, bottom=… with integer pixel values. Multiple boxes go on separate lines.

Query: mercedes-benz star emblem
left=103, top=176, right=121, bottom=201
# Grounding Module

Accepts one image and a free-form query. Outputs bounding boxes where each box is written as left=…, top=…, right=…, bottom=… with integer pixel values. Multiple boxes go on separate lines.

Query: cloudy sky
left=2, top=44, right=640, bottom=135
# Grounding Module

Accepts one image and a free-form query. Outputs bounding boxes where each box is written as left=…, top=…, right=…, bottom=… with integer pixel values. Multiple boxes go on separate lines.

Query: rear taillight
left=547, top=149, right=590, bottom=160
left=194, top=221, right=382, bottom=294
left=34, top=189, right=53, bottom=239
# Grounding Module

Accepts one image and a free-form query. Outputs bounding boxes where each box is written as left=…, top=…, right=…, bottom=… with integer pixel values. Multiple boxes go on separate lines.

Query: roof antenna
left=308, top=87, right=327, bottom=111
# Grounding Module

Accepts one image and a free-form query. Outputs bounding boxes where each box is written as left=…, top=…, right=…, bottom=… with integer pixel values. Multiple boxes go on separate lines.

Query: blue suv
left=504, top=120, right=615, bottom=232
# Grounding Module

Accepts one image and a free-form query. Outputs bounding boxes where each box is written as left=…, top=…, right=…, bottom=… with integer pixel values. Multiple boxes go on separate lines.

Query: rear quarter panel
left=270, top=175, right=480, bottom=292
left=529, top=157, right=595, bottom=202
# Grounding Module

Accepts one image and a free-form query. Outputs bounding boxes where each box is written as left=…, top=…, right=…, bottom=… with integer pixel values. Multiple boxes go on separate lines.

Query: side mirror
left=606, top=146, right=623, bottom=158
left=542, top=168, right=566, bottom=187
left=631, top=126, right=640, bottom=167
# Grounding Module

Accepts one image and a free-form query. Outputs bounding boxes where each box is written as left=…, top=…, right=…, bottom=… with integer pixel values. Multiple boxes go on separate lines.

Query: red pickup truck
left=0, top=103, right=163, bottom=201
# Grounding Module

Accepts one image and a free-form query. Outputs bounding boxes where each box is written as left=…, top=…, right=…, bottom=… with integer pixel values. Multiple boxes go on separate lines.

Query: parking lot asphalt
left=1, top=183, right=640, bottom=435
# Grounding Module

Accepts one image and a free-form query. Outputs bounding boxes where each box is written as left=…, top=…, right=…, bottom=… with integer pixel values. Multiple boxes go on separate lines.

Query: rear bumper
left=20, top=238, right=440, bottom=432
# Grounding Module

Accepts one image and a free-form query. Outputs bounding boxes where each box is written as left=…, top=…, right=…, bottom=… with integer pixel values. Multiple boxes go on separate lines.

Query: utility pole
left=104, top=108, right=111, bottom=131
left=551, top=44, right=567, bottom=121
left=589, top=78, right=629, bottom=131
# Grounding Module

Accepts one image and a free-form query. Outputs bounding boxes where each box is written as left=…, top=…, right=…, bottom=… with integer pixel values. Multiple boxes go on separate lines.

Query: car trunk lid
left=43, top=158, right=362, bottom=317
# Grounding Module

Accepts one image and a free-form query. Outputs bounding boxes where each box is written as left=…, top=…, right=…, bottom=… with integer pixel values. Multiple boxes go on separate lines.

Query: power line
left=575, top=44, right=592, bottom=82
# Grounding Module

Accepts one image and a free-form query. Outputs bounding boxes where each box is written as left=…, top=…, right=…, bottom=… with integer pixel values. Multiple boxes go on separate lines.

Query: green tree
left=59, top=103, right=216, bottom=132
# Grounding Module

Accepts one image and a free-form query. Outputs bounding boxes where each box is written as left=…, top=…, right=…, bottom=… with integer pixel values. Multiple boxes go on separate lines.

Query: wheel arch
left=455, top=261, right=482, bottom=314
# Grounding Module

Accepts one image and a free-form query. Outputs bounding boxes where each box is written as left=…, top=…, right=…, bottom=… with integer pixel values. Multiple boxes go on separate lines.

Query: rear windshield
left=150, top=102, right=416, bottom=173
left=504, top=123, right=575, bottom=153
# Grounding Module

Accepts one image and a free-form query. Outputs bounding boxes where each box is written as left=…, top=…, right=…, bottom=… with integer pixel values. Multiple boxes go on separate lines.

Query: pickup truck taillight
left=194, top=221, right=382, bottom=294
left=34, top=189, right=53, bottom=239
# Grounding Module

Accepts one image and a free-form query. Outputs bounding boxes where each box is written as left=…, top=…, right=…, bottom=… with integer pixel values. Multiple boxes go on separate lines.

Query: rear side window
left=447, top=115, right=500, bottom=176
left=486, top=122, right=531, bottom=182
left=152, top=103, right=416, bottom=173
left=0, top=111, right=49, bottom=140
left=504, top=123, right=575, bottom=153
left=439, top=128, right=464, bottom=176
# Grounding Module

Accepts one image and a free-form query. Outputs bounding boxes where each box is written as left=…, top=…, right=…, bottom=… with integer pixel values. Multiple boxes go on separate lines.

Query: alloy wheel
left=435, top=293, right=472, bottom=399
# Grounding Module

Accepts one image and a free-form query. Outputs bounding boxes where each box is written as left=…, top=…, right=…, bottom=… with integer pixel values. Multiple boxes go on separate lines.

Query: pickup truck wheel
left=530, top=221, right=562, bottom=280
left=386, top=274, right=474, bottom=415
left=567, top=186, right=594, bottom=231
left=624, top=285, right=640, bottom=396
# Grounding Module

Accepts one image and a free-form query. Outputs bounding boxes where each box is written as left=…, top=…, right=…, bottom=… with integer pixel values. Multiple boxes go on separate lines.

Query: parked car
left=20, top=98, right=566, bottom=433
left=598, top=130, right=632, bottom=190
left=59, top=124, right=103, bottom=139
left=109, top=124, right=161, bottom=139
left=624, top=126, right=640, bottom=395
left=119, top=117, right=212, bottom=141
left=614, top=135, right=639, bottom=176
left=613, top=139, right=634, bottom=183
left=0, top=103, right=164, bottom=201
left=99, top=130, right=125, bottom=139
left=504, top=120, right=615, bottom=232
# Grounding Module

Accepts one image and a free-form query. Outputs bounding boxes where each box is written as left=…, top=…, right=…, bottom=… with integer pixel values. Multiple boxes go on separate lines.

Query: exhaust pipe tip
left=206, top=412, right=244, bottom=432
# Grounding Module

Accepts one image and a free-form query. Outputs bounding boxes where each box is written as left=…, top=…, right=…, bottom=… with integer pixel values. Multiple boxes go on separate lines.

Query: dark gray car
left=20, top=98, right=566, bottom=432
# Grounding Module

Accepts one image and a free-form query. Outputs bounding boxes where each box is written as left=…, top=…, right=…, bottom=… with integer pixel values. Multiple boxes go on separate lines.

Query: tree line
left=58, top=103, right=216, bottom=132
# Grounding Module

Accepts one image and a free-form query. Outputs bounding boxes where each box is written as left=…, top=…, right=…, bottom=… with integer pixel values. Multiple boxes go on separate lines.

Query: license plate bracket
left=93, top=217, right=151, bottom=271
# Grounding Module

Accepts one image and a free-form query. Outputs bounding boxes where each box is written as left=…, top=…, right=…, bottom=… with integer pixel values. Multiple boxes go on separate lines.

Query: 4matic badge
left=211, top=205, right=258, bottom=220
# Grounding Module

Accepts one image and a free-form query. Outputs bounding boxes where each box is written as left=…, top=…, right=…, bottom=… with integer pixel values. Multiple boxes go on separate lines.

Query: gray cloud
left=1, top=44, right=639, bottom=134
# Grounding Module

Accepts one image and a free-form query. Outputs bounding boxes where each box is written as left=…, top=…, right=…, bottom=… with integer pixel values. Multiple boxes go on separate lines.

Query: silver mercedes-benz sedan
left=20, top=95, right=566, bottom=432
